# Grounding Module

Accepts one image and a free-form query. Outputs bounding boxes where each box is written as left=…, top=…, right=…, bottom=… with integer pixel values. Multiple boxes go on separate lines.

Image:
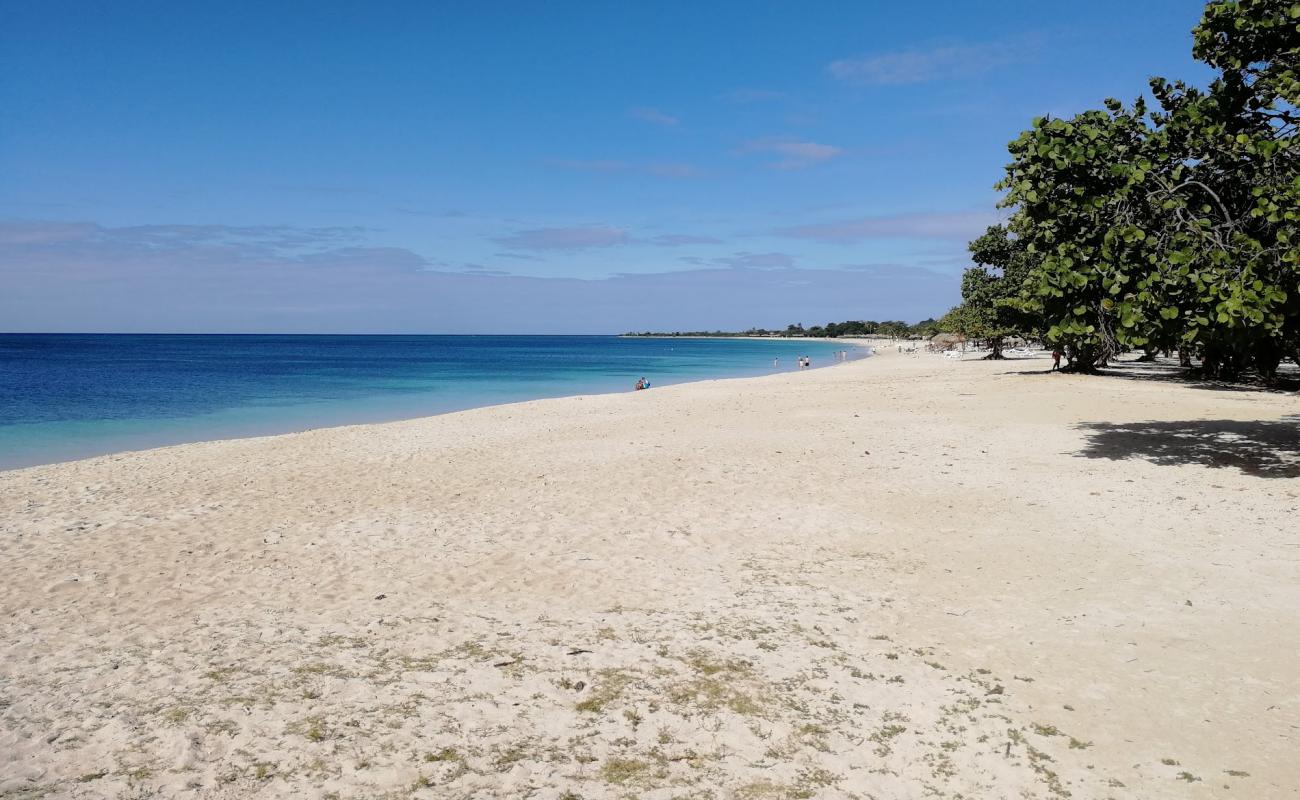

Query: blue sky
left=1, top=1, right=1213, bottom=333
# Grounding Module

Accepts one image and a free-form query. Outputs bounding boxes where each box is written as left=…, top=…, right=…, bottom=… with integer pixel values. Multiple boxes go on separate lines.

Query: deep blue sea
left=0, top=334, right=859, bottom=470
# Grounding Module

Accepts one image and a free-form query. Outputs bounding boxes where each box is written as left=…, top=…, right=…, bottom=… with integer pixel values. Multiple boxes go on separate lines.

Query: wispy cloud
left=1, top=219, right=959, bottom=333
left=494, top=226, right=721, bottom=251
left=741, top=137, right=843, bottom=170
left=827, top=38, right=1038, bottom=85
left=493, top=226, right=632, bottom=251
left=547, top=159, right=630, bottom=173
left=776, top=210, right=1000, bottom=242
left=0, top=220, right=426, bottom=279
left=458, top=263, right=513, bottom=276
left=713, top=251, right=797, bottom=269
left=648, top=234, right=722, bottom=246
left=725, top=88, right=786, bottom=104
left=0, top=221, right=98, bottom=245
left=647, top=162, right=701, bottom=178
left=680, top=251, right=797, bottom=270
left=547, top=159, right=701, bottom=178
left=628, top=107, right=680, bottom=126
left=0, top=220, right=373, bottom=259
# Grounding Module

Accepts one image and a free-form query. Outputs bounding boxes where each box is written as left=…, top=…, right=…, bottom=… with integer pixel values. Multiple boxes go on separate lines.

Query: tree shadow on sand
left=1006, top=357, right=1300, bottom=392
left=1075, top=416, right=1300, bottom=478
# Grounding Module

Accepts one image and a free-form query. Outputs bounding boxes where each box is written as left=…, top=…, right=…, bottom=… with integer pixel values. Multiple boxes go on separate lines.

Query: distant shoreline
left=619, top=334, right=899, bottom=343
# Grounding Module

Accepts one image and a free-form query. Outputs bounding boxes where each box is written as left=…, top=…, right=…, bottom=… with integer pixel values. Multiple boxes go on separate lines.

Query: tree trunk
left=982, top=336, right=1005, bottom=360
left=1201, top=341, right=1248, bottom=382
left=1093, top=307, right=1121, bottom=368
left=1063, top=343, right=1100, bottom=373
left=1252, top=339, right=1283, bottom=383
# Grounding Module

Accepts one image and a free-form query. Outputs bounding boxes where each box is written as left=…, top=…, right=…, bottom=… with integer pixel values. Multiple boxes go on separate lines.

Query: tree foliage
left=944, top=225, right=1039, bottom=358
left=944, top=0, right=1300, bottom=379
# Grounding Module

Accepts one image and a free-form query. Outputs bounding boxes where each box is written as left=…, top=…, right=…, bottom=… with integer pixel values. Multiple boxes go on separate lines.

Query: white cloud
left=777, top=210, right=1001, bottom=242
left=493, top=226, right=632, bottom=251
left=828, top=38, right=1038, bottom=85
left=628, top=107, right=680, bottom=126
left=547, top=159, right=700, bottom=178
left=712, top=251, right=797, bottom=269
left=741, top=137, right=843, bottom=170
left=648, top=234, right=722, bottom=246
left=0, top=221, right=98, bottom=244
left=725, top=88, right=786, bottom=104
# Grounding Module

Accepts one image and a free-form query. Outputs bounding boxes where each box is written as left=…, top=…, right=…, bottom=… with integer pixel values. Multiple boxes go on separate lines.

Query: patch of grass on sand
left=293, top=661, right=353, bottom=679
left=1024, top=744, right=1070, bottom=799
left=493, top=741, right=532, bottom=771
left=600, top=757, right=650, bottom=784
left=575, top=668, right=637, bottom=713
left=658, top=649, right=771, bottom=715
left=287, top=715, right=333, bottom=742
left=869, top=723, right=907, bottom=756
left=159, top=706, right=192, bottom=725
left=424, top=747, right=461, bottom=763
left=734, top=767, right=839, bottom=800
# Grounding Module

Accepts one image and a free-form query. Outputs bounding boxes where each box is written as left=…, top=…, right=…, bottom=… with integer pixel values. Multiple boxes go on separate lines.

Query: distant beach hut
left=928, top=333, right=965, bottom=352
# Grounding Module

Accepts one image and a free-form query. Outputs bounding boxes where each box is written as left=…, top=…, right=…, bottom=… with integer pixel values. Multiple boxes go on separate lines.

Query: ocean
left=0, top=334, right=861, bottom=470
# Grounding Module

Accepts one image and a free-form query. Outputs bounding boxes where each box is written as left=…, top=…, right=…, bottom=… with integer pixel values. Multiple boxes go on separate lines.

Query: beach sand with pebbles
left=1, top=348, right=1297, bottom=799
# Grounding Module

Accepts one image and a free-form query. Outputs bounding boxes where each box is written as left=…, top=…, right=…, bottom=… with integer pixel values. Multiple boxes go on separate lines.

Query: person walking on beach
left=1050, top=350, right=1062, bottom=372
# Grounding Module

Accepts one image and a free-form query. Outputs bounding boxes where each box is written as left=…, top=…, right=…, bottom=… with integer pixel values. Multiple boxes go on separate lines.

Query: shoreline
left=0, top=339, right=870, bottom=474
left=2, top=350, right=1295, bottom=798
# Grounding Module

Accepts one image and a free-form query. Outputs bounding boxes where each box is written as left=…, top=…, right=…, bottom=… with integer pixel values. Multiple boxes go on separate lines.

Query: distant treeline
left=624, top=319, right=939, bottom=339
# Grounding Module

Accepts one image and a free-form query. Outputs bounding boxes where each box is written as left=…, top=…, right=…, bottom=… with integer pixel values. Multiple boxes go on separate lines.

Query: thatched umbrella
left=928, top=333, right=965, bottom=351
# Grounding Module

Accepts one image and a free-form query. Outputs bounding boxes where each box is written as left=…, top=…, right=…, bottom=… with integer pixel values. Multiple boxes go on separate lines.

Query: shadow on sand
left=1075, top=416, right=1300, bottom=478
left=1005, top=357, right=1300, bottom=393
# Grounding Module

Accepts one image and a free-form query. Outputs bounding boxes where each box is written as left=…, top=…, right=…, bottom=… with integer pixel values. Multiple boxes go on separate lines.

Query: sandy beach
left=2, top=349, right=1297, bottom=799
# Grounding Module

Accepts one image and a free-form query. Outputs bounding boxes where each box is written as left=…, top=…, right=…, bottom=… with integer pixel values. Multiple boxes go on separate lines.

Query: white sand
left=1, top=350, right=1297, bottom=799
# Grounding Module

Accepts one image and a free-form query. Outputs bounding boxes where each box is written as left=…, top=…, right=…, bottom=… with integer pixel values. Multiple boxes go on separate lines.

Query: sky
left=0, top=1, right=1215, bottom=333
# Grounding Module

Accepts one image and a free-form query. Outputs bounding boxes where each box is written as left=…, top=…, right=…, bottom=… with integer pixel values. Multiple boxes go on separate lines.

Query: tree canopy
left=939, top=0, right=1299, bottom=379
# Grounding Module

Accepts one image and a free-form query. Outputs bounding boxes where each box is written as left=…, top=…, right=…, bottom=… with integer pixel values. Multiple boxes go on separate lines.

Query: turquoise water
left=0, top=335, right=859, bottom=470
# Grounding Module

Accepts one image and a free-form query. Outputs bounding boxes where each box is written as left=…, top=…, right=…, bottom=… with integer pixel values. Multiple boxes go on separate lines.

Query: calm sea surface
left=0, top=334, right=860, bottom=469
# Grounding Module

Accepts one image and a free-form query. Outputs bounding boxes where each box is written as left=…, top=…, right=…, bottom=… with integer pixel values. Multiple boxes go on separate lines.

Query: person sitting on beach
left=634, top=377, right=645, bottom=390
left=642, top=377, right=651, bottom=389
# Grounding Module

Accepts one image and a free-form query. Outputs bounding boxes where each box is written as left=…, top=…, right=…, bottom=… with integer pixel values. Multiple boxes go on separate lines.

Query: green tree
left=952, top=225, right=1039, bottom=358
left=999, top=100, right=1157, bottom=369
left=993, top=0, right=1298, bottom=378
